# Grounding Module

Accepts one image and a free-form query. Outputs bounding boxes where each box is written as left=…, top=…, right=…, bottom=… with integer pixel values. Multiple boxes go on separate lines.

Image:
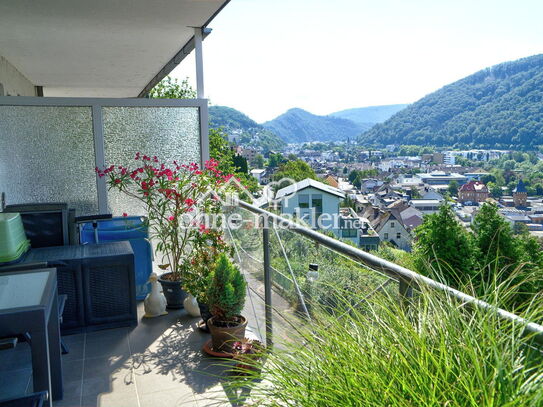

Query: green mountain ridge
left=360, top=54, right=543, bottom=149
left=330, top=104, right=409, bottom=126
left=209, top=105, right=286, bottom=153
left=262, top=108, right=371, bottom=143
left=209, top=105, right=260, bottom=131
left=210, top=104, right=410, bottom=146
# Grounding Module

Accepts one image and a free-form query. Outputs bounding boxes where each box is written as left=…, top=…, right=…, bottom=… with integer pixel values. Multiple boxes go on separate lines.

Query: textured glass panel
left=103, top=106, right=201, bottom=216
left=0, top=106, right=98, bottom=214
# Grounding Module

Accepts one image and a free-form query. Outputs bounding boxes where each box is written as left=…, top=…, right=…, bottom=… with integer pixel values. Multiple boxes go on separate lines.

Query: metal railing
left=236, top=200, right=543, bottom=347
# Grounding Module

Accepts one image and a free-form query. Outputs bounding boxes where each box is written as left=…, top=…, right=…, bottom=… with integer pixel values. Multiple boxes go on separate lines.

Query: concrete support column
left=194, top=27, right=204, bottom=99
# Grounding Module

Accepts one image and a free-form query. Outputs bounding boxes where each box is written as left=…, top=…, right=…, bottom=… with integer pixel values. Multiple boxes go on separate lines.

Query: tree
left=268, top=153, right=285, bottom=169
left=410, top=186, right=422, bottom=199
left=273, top=160, right=317, bottom=184
left=352, top=175, right=362, bottom=189
left=287, top=153, right=298, bottom=161
left=487, top=182, right=503, bottom=198
left=252, top=154, right=265, bottom=169
left=149, top=76, right=196, bottom=99
left=447, top=180, right=459, bottom=196
left=232, top=154, right=248, bottom=174
left=206, top=254, right=246, bottom=321
left=413, top=204, right=477, bottom=285
left=472, top=203, right=520, bottom=272
left=209, top=128, right=258, bottom=194
left=209, top=128, right=234, bottom=172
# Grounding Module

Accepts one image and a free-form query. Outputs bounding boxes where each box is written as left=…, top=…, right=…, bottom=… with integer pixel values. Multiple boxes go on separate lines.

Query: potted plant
left=183, top=227, right=233, bottom=322
left=206, top=253, right=247, bottom=353
left=232, top=339, right=264, bottom=374
left=97, top=155, right=234, bottom=309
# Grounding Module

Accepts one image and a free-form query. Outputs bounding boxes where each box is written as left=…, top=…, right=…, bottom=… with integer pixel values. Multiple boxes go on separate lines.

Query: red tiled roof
left=459, top=181, right=488, bottom=193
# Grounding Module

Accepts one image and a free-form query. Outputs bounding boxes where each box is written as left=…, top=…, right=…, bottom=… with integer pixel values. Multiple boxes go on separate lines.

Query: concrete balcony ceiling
left=0, top=0, right=229, bottom=97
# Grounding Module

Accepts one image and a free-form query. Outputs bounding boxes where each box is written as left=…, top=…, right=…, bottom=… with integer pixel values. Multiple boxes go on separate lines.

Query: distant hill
left=209, top=105, right=286, bottom=153
left=330, top=104, right=408, bottom=126
left=360, top=54, right=543, bottom=149
left=209, top=105, right=260, bottom=132
left=263, top=108, right=371, bottom=143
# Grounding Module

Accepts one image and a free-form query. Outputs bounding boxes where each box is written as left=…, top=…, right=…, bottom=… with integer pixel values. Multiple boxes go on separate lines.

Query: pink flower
left=122, top=213, right=128, bottom=217
left=184, top=198, right=195, bottom=207
left=199, top=224, right=206, bottom=232
left=205, top=159, right=219, bottom=171
left=168, top=216, right=175, bottom=222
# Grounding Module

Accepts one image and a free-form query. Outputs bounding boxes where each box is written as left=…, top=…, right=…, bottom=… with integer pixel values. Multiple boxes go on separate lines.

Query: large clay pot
left=158, top=273, right=188, bottom=309
left=208, top=315, right=247, bottom=353
left=183, top=294, right=201, bottom=317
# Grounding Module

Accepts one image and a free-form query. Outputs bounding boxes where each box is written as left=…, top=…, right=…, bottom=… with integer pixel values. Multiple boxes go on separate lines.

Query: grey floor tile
left=81, top=390, right=139, bottom=407
left=83, top=355, right=133, bottom=381
left=86, top=327, right=133, bottom=342
left=133, top=368, right=185, bottom=395
left=139, top=388, right=198, bottom=407
left=55, top=396, right=82, bottom=407
left=62, top=333, right=86, bottom=345
left=84, top=336, right=130, bottom=360
left=63, top=359, right=84, bottom=382
left=82, top=375, right=136, bottom=398
left=62, top=340, right=86, bottom=362
left=61, top=379, right=84, bottom=404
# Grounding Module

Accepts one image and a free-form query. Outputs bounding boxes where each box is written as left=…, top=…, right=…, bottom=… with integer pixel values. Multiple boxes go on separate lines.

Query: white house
left=276, top=179, right=344, bottom=233
left=373, top=212, right=411, bottom=251
left=250, top=168, right=268, bottom=184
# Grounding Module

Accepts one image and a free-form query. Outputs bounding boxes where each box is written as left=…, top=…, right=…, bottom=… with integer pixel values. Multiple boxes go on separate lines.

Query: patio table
left=0, top=268, right=63, bottom=406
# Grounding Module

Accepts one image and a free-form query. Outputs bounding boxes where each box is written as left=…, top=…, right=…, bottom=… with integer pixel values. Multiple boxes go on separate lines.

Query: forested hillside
left=209, top=105, right=286, bottom=152
left=331, top=104, right=408, bottom=126
left=360, top=54, right=543, bottom=149
left=263, top=108, right=370, bottom=143
left=209, top=105, right=260, bottom=131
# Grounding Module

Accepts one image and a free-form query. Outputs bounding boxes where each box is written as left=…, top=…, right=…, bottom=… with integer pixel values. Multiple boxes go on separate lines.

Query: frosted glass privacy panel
left=103, top=106, right=201, bottom=216
left=0, top=106, right=98, bottom=214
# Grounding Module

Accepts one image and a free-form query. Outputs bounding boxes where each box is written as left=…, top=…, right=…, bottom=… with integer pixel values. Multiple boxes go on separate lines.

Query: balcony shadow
left=129, top=310, right=263, bottom=406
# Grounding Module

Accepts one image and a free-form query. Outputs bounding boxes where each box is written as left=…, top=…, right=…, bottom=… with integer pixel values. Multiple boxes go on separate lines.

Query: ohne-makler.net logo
left=188, top=177, right=361, bottom=234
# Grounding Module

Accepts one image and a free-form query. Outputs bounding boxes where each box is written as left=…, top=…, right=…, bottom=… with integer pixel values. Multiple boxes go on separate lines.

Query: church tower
left=513, top=179, right=527, bottom=207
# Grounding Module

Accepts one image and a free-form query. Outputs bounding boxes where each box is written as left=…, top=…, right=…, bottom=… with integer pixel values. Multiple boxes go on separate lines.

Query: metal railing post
left=263, top=226, right=273, bottom=348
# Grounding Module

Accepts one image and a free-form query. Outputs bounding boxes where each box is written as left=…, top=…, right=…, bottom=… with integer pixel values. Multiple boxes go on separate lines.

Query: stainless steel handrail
left=237, top=200, right=543, bottom=344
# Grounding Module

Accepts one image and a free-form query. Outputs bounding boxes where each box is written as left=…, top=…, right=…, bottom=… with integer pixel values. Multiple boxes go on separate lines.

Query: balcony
left=1, top=196, right=543, bottom=406
left=1, top=2, right=543, bottom=398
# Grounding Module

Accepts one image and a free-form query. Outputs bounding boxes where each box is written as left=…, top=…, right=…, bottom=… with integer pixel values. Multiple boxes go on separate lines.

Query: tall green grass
left=225, top=283, right=543, bottom=407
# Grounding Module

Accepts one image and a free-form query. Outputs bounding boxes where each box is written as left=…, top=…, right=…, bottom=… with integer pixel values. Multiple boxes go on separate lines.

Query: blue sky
left=172, top=0, right=543, bottom=123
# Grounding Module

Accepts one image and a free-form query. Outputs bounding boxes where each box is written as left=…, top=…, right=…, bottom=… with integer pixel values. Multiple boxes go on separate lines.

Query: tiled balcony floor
left=0, top=302, right=263, bottom=407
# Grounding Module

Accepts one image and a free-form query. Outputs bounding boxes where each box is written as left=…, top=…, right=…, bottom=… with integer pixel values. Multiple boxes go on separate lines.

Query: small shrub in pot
left=206, top=253, right=247, bottom=353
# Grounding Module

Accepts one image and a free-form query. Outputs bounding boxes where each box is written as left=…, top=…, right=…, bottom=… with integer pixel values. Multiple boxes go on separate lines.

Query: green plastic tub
left=0, top=213, right=30, bottom=264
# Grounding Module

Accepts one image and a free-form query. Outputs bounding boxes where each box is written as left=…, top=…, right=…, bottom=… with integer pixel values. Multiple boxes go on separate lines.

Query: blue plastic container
left=80, top=216, right=152, bottom=300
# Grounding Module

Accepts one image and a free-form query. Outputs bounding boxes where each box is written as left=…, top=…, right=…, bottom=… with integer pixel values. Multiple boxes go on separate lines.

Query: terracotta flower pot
left=208, top=315, right=247, bottom=353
